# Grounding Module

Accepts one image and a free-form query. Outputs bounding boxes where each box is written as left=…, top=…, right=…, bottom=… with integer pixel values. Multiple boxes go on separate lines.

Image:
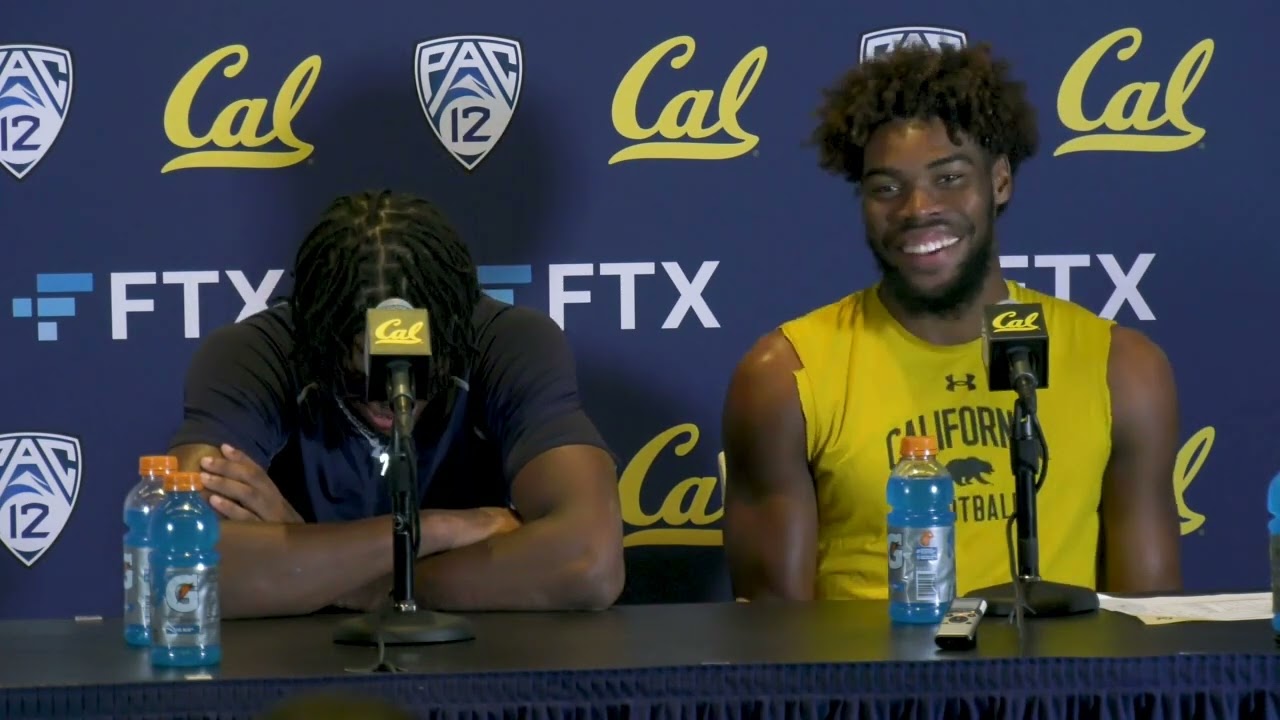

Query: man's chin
left=883, top=273, right=976, bottom=316
left=350, top=404, right=396, bottom=434
left=357, top=402, right=432, bottom=436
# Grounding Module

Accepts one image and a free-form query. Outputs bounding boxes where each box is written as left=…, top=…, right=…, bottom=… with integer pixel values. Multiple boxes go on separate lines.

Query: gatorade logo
left=165, top=574, right=198, bottom=613
left=990, top=311, right=1040, bottom=332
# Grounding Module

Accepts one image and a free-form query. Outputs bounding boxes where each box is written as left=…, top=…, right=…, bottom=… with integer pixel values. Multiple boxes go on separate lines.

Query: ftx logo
left=1000, top=253, right=1156, bottom=321
left=479, top=261, right=720, bottom=330
left=10, top=270, right=283, bottom=341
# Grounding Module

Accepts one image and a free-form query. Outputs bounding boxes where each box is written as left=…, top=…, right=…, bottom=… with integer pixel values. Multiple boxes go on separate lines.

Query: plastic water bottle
left=123, top=455, right=175, bottom=646
left=149, top=470, right=221, bottom=667
left=1269, top=470, right=1280, bottom=637
left=887, top=435, right=956, bottom=624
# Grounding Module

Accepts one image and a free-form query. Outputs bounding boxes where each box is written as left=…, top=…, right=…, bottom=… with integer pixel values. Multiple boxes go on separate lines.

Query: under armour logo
left=945, top=374, right=976, bottom=391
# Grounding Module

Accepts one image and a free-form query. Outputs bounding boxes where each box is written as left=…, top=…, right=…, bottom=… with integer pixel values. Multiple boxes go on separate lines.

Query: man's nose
left=897, top=183, right=945, bottom=222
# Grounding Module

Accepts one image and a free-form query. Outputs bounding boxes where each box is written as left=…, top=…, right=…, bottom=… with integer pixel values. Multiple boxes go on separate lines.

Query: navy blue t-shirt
left=169, top=296, right=612, bottom=522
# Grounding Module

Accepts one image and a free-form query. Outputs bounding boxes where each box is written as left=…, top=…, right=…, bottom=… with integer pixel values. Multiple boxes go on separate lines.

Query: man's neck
left=878, top=272, right=1010, bottom=347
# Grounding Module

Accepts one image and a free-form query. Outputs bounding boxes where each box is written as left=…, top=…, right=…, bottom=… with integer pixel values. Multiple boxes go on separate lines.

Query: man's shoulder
left=210, top=301, right=294, bottom=338
left=471, top=295, right=563, bottom=348
left=467, top=297, right=577, bottom=399
left=766, top=289, right=872, bottom=372
left=1008, top=282, right=1113, bottom=332
left=779, top=290, right=866, bottom=333
left=729, top=291, right=871, bottom=405
left=197, top=302, right=296, bottom=370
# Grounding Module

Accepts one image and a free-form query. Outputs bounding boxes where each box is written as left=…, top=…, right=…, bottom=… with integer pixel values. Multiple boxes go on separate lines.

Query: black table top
left=0, top=600, right=1275, bottom=689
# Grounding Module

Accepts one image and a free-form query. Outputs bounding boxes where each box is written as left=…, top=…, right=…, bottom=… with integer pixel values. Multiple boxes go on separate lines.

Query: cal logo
left=860, top=27, right=967, bottom=62
left=0, top=432, right=81, bottom=567
left=0, top=45, right=73, bottom=180
left=414, top=35, right=523, bottom=172
left=609, top=36, right=766, bottom=164
left=161, top=44, right=321, bottom=173
left=1055, top=28, right=1213, bottom=156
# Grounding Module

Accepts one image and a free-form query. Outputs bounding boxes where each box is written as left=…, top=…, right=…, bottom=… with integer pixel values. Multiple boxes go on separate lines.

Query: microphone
left=967, top=298, right=1099, bottom=620
left=982, top=300, right=1048, bottom=413
left=363, top=298, right=432, bottom=437
left=334, top=297, right=476, bottom=651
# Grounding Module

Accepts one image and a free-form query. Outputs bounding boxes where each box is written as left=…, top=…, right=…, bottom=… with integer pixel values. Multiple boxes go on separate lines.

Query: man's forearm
left=215, top=517, right=396, bottom=619
left=215, top=510, right=471, bottom=619
left=412, top=511, right=622, bottom=611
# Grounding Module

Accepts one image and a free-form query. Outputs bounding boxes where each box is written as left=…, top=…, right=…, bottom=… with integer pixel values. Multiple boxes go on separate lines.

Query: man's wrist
left=418, top=509, right=465, bottom=557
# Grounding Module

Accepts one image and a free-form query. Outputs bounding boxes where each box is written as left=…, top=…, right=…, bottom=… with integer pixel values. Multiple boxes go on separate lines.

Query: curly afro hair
left=813, top=42, right=1039, bottom=187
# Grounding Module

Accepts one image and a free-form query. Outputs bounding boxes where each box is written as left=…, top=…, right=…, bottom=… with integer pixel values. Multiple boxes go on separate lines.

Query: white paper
left=1097, top=592, right=1274, bottom=625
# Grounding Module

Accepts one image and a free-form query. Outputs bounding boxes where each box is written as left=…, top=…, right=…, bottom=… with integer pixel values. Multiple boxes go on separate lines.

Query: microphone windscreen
left=376, top=297, right=414, bottom=311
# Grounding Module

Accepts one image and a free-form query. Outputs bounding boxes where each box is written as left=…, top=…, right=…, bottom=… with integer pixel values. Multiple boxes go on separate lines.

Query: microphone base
left=965, top=579, right=1099, bottom=618
left=333, top=608, right=476, bottom=646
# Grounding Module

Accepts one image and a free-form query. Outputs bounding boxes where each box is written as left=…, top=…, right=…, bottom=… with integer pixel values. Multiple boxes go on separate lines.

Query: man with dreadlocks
left=168, top=190, right=624, bottom=618
left=720, top=43, right=1182, bottom=602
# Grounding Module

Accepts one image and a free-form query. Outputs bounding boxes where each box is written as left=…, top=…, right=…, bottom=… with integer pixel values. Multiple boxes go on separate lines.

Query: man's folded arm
left=167, top=321, right=495, bottom=618
left=171, top=442, right=403, bottom=618
left=409, top=307, right=625, bottom=611
left=721, top=330, right=819, bottom=601
left=412, top=442, right=624, bottom=611
left=171, top=443, right=508, bottom=618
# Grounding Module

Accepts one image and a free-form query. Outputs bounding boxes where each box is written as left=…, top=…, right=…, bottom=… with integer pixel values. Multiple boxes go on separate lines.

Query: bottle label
left=887, top=525, right=955, bottom=605
left=123, top=546, right=151, bottom=630
left=152, top=565, right=220, bottom=648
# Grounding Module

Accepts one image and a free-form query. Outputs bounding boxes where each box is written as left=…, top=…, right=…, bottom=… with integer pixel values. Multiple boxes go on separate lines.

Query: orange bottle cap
left=899, top=435, right=938, bottom=457
left=139, top=455, right=178, bottom=475
left=163, top=471, right=203, bottom=493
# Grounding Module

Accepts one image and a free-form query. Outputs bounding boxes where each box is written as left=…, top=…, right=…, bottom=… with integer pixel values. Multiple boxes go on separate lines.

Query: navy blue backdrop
left=1, top=1, right=1274, bottom=619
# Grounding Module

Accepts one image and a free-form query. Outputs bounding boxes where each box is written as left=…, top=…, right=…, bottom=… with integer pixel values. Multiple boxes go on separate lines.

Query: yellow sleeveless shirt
left=778, top=280, right=1114, bottom=598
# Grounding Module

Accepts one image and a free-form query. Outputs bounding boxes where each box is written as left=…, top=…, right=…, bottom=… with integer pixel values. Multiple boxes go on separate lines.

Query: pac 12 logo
left=0, top=44, right=73, bottom=180
left=0, top=432, right=82, bottom=567
left=414, top=35, right=523, bottom=172
left=859, top=26, right=967, bottom=62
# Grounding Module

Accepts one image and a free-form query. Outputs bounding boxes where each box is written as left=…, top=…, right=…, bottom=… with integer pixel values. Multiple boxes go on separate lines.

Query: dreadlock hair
left=812, top=42, right=1039, bottom=215
left=289, top=190, right=481, bottom=405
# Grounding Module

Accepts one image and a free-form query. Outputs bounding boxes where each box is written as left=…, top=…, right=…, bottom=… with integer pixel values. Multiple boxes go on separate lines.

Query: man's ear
left=991, top=155, right=1012, bottom=207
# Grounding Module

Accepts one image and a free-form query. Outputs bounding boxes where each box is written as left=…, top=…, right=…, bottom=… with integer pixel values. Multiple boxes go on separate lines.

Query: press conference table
left=0, top=600, right=1276, bottom=720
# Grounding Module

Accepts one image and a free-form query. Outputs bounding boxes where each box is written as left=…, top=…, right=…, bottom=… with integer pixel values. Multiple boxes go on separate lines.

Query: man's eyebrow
left=863, top=153, right=975, bottom=179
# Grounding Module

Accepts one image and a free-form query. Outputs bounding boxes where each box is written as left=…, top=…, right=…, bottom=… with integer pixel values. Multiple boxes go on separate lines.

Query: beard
left=869, top=200, right=996, bottom=317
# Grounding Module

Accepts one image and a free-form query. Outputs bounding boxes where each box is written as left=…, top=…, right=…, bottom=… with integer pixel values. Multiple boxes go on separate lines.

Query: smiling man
left=168, top=190, right=624, bottom=619
left=720, top=43, right=1182, bottom=601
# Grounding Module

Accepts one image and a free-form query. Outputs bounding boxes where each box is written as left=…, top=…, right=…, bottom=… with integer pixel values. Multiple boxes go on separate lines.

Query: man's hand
left=453, top=507, right=521, bottom=548
left=199, top=444, right=303, bottom=523
left=421, top=507, right=521, bottom=557
left=330, top=507, right=523, bottom=610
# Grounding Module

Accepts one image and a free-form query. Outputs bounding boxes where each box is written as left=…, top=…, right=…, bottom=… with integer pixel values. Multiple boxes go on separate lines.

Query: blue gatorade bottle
left=149, top=470, right=221, bottom=667
left=887, top=435, right=956, bottom=624
left=1269, top=470, right=1280, bottom=637
left=123, top=455, right=175, bottom=646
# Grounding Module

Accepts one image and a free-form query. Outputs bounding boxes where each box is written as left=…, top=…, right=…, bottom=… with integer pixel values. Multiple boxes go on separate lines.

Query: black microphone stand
left=334, top=363, right=475, bottom=656
left=966, top=375, right=1099, bottom=618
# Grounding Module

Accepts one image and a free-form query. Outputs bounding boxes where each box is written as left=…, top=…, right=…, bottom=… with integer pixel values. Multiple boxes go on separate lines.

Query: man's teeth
left=903, top=236, right=960, bottom=255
